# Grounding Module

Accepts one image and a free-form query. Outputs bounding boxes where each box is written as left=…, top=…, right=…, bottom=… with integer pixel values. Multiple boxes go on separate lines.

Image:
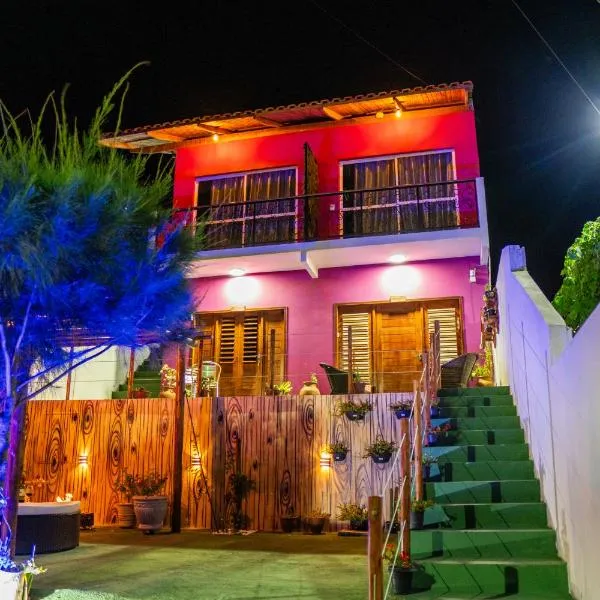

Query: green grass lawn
left=30, top=530, right=369, bottom=600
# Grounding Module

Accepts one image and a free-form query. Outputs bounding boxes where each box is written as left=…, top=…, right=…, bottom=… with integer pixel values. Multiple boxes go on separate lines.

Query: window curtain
left=208, top=176, right=245, bottom=247
left=246, top=169, right=296, bottom=244
left=396, top=152, right=457, bottom=230
left=344, top=159, right=396, bottom=235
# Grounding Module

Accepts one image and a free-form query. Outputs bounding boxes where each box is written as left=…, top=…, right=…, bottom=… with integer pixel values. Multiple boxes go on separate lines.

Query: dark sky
left=2, top=0, right=599, bottom=296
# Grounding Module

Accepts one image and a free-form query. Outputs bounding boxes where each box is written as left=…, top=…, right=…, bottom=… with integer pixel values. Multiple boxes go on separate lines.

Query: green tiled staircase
left=404, top=386, right=572, bottom=599
left=111, top=359, right=161, bottom=399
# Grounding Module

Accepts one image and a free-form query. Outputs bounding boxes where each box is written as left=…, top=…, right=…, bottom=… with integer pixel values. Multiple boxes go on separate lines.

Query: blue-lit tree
left=0, top=70, right=194, bottom=555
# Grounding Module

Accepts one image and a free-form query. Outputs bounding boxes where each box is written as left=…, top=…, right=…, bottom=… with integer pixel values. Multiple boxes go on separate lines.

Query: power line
left=511, top=0, right=600, bottom=116
left=307, top=0, right=427, bottom=85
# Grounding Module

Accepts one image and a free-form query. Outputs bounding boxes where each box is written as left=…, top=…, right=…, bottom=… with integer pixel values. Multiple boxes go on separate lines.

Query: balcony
left=180, top=178, right=488, bottom=278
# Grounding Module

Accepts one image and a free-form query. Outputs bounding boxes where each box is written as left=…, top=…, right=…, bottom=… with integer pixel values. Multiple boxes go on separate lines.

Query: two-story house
left=102, top=82, right=489, bottom=397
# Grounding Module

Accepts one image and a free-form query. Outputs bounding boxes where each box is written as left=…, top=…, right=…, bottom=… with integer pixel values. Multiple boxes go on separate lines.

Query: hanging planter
left=389, top=400, right=412, bottom=420
left=337, top=399, right=372, bottom=422
left=363, top=436, right=397, bottom=465
left=327, top=441, right=349, bottom=462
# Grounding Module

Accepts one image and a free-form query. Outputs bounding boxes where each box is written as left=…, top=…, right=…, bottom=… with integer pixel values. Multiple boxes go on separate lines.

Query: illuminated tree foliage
left=553, top=217, right=600, bottom=331
left=0, top=69, right=194, bottom=553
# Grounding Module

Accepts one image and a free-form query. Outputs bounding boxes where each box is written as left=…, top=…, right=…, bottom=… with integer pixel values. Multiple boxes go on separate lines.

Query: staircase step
left=424, top=461, right=534, bottom=482
left=438, top=405, right=517, bottom=418
left=438, top=386, right=511, bottom=397
left=432, top=416, right=521, bottom=430
left=425, top=480, right=540, bottom=504
left=408, top=558, right=570, bottom=598
left=423, top=444, right=530, bottom=462
left=430, top=429, right=524, bottom=446
left=434, top=503, right=549, bottom=530
left=133, top=370, right=161, bottom=378
left=439, top=395, right=514, bottom=408
left=410, top=529, right=557, bottom=560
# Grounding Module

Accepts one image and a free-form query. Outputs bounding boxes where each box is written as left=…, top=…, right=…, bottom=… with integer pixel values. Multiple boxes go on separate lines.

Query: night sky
left=2, top=0, right=599, bottom=296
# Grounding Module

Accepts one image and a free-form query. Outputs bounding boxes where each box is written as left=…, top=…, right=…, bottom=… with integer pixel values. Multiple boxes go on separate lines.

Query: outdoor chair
left=319, top=363, right=349, bottom=394
left=440, top=352, right=478, bottom=389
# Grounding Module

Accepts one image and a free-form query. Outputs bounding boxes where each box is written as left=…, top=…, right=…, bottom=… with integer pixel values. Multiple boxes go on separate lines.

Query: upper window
left=196, top=168, right=297, bottom=248
left=340, top=151, right=458, bottom=236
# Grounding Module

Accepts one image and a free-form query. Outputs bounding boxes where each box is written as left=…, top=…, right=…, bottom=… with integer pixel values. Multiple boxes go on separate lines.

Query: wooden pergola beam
left=254, top=114, right=284, bottom=127
left=147, top=131, right=184, bottom=142
left=322, top=106, right=344, bottom=121
left=392, top=96, right=405, bottom=110
left=194, top=123, right=230, bottom=135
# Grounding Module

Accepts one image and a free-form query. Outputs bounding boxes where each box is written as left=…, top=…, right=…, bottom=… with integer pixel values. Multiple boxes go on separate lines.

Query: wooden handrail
left=400, top=418, right=411, bottom=556
left=413, top=379, right=423, bottom=502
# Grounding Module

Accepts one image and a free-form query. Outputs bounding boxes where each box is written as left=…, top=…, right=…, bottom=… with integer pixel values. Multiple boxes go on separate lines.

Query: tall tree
left=553, top=218, right=600, bottom=331
left=0, top=69, right=194, bottom=553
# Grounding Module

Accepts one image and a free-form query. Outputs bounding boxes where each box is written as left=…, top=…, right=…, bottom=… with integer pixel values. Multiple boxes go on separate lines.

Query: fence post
left=171, top=345, right=186, bottom=533
left=413, top=379, right=423, bottom=502
left=434, top=320, right=441, bottom=390
left=368, top=495, right=383, bottom=600
left=400, top=418, right=411, bottom=556
left=127, top=346, right=135, bottom=398
left=422, top=351, right=431, bottom=433
left=195, top=336, right=204, bottom=398
left=269, top=328, right=276, bottom=394
left=347, top=325, right=354, bottom=394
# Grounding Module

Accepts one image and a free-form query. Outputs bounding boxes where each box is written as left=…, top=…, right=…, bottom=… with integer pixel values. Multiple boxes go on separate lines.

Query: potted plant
left=306, top=510, right=330, bottom=535
left=226, top=471, right=256, bottom=531
left=130, top=472, right=168, bottom=534
left=337, top=399, right=372, bottom=422
left=352, top=372, right=367, bottom=393
left=115, top=470, right=137, bottom=528
left=410, top=499, right=434, bottom=530
left=472, top=346, right=494, bottom=387
left=430, top=397, right=441, bottom=418
left=299, top=373, right=320, bottom=396
left=327, top=441, right=349, bottom=462
left=383, top=543, right=418, bottom=595
left=337, top=503, right=368, bottom=531
left=272, top=381, right=293, bottom=396
left=363, top=437, right=397, bottom=464
left=159, top=364, right=177, bottom=399
left=280, top=505, right=300, bottom=534
left=132, top=386, right=149, bottom=398
left=422, top=453, right=438, bottom=480
left=427, top=423, right=452, bottom=446
left=389, top=398, right=412, bottom=419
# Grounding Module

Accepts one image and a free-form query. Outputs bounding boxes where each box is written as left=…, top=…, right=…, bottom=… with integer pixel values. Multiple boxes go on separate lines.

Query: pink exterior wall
left=189, top=257, right=485, bottom=391
left=173, top=110, right=481, bottom=234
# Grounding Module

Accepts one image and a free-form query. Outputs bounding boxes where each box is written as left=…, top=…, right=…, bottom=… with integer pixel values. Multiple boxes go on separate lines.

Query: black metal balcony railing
left=177, top=179, right=480, bottom=251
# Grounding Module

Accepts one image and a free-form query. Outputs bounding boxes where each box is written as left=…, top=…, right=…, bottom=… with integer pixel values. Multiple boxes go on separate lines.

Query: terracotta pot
left=133, top=495, right=168, bottom=533
left=116, top=502, right=136, bottom=528
left=299, top=382, right=320, bottom=396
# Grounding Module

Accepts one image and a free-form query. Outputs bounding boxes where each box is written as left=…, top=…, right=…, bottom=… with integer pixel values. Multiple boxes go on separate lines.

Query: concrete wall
left=187, top=257, right=486, bottom=390
left=32, top=345, right=150, bottom=401
left=495, top=245, right=600, bottom=600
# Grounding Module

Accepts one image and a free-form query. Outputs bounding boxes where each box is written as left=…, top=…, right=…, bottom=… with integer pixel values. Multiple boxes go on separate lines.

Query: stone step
left=438, top=405, right=517, bottom=418
left=438, top=395, right=514, bottom=408
left=432, top=415, right=521, bottom=430
left=410, top=529, right=557, bottom=560
left=423, top=444, right=530, bottom=462
left=429, top=429, right=524, bottom=446
left=432, top=502, right=549, bottom=530
left=438, top=386, right=511, bottom=397
left=424, top=480, right=540, bottom=504
left=423, top=460, right=534, bottom=482
left=404, top=558, right=570, bottom=598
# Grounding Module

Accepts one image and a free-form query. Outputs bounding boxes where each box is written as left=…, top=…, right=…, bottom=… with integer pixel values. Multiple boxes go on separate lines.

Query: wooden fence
left=23, top=392, right=410, bottom=530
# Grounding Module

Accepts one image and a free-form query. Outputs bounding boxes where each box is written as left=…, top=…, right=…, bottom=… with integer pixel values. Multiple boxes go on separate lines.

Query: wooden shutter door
left=262, top=310, right=286, bottom=394
left=339, top=311, right=371, bottom=385
left=376, top=303, right=423, bottom=392
left=426, top=306, right=460, bottom=364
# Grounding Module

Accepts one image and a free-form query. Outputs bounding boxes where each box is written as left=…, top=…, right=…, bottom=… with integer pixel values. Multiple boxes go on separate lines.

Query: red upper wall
left=173, top=108, right=481, bottom=209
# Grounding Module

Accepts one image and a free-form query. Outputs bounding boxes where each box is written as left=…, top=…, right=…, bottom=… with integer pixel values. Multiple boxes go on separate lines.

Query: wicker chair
left=319, top=363, right=349, bottom=394
left=440, top=353, right=478, bottom=389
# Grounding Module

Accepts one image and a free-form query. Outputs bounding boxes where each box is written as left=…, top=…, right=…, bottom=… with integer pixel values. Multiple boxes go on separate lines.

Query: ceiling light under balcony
left=212, top=133, right=220, bottom=142
left=229, top=268, right=246, bottom=277
left=389, top=254, right=407, bottom=264
left=395, top=108, right=403, bottom=118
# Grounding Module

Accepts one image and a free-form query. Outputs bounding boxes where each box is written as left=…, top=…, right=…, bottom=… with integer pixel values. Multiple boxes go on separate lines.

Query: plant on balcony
left=272, top=381, right=293, bottom=395
left=337, top=503, right=368, bottom=531
left=352, top=372, right=367, bottom=393
left=389, top=398, right=413, bottom=419
left=337, top=399, right=372, bottom=422
left=327, top=441, right=349, bottom=462
left=363, top=436, right=397, bottom=464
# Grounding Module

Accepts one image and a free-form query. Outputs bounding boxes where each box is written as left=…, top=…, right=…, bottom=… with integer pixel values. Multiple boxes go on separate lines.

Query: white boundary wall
left=495, top=245, right=600, bottom=600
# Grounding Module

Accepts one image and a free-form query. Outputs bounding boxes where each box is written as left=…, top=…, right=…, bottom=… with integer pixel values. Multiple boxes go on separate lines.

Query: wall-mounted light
left=191, top=452, right=202, bottom=470
left=469, top=268, right=477, bottom=283
left=78, top=454, right=88, bottom=467
left=319, top=451, right=332, bottom=470
left=395, top=108, right=403, bottom=118
left=212, top=133, right=220, bottom=142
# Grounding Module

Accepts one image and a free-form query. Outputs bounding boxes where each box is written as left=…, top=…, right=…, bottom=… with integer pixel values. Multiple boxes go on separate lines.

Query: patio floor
left=30, top=529, right=368, bottom=600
